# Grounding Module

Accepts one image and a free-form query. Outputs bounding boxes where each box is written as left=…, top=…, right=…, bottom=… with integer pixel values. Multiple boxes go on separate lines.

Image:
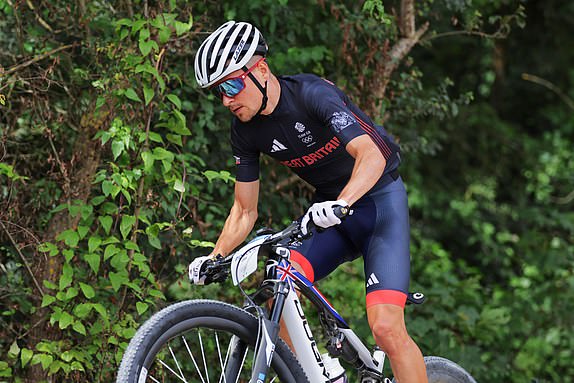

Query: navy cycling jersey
left=231, top=74, right=401, bottom=198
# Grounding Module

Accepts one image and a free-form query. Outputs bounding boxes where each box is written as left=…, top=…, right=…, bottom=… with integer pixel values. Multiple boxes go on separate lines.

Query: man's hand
left=188, top=256, right=212, bottom=285
left=301, top=199, right=349, bottom=235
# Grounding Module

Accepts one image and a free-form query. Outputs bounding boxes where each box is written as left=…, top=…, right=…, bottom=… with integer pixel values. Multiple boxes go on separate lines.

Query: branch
left=26, top=0, right=53, bottom=32
left=421, top=29, right=511, bottom=43
left=379, top=21, right=430, bottom=97
left=3, top=44, right=74, bottom=77
left=553, top=189, right=574, bottom=205
left=400, top=0, right=415, bottom=37
left=522, top=73, right=574, bottom=111
left=0, top=219, right=44, bottom=297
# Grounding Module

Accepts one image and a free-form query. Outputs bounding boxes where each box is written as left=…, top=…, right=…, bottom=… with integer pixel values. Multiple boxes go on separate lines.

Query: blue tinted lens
left=218, top=78, right=245, bottom=97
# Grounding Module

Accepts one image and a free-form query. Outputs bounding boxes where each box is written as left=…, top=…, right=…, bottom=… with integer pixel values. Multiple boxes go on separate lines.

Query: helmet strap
left=246, top=71, right=268, bottom=115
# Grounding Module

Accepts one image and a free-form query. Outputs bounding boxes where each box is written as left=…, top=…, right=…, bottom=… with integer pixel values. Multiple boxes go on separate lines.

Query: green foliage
left=0, top=0, right=572, bottom=382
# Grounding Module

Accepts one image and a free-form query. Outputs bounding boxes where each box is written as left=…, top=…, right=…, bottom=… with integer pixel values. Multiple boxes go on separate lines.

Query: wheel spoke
left=198, top=329, right=211, bottom=383
left=169, top=344, right=188, bottom=382
left=183, top=334, right=206, bottom=383
left=157, top=358, right=187, bottom=382
left=234, top=338, right=249, bottom=383
left=121, top=306, right=298, bottom=383
left=216, top=332, right=229, bottom=383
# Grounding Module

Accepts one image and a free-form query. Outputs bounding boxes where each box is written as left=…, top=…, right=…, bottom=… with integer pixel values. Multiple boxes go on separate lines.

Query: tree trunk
left=25, top=109, right=106, bottom=382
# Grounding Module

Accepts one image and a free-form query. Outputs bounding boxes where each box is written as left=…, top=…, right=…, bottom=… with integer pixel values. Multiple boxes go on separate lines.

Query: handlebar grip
left=333, top=205, right=351, bottom=219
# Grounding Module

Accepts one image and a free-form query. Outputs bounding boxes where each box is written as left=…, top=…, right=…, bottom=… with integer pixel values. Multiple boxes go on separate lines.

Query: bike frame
left=244, top=244, right=385, bottom=383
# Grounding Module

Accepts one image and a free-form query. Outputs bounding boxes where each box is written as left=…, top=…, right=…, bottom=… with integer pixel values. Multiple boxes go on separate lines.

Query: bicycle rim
left=118, top=300, right=307, bottom=383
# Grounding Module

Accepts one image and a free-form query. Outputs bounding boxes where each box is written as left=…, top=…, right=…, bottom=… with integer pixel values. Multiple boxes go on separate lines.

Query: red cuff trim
left=366, top=290, right=407, bottom=308
left=289, top=250, right=315, bottom=283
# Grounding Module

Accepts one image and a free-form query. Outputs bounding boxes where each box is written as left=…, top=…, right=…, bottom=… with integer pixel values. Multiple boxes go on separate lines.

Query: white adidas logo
left=270, top=139, right=288, bottom=153
left=366, top=273, right=380, bottom=288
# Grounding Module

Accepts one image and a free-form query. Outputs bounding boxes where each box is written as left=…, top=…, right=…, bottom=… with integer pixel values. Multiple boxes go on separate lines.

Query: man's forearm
left=212, top=205, right=258, bottom=256
left=338, top=147, right=386, bottom=206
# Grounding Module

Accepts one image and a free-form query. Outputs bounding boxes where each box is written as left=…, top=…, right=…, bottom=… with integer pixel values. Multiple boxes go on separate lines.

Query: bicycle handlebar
left=201, top=205, right=351, bottom=284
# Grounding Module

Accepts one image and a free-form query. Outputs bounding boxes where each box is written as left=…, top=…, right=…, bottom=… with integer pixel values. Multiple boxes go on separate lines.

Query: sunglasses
left=211, top=57, right=266, bottom=98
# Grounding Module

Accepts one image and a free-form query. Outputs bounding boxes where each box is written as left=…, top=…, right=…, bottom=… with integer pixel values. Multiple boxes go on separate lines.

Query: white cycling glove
left=301, top=199, right=349, bottom=236
left=188, top=256, right=212, bottom=285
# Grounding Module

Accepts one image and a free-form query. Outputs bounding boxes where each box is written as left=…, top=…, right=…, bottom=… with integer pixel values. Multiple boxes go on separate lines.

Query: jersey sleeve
left=304, top=80, right=367, bottom=146
left=230, top=121, right=260, bottom=182
left=304, top=79, right=397, bottom=162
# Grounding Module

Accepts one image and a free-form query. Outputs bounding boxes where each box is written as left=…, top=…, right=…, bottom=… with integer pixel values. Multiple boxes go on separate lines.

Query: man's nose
left=222, top=94, right=234, bottom=107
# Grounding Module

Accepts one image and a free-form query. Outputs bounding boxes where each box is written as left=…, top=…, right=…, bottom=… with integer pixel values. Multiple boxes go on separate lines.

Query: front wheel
left=116, top=299, right=309, bottom=383
left=392, top=356, right=476, bottom=383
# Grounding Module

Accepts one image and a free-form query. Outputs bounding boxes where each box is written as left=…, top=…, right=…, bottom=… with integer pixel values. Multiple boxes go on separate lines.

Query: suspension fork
left=248, top=280, right=290, bottom=383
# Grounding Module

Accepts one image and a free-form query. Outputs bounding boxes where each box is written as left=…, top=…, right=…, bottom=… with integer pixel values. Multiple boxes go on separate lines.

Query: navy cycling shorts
left=289, top=177, right=410, bottom=308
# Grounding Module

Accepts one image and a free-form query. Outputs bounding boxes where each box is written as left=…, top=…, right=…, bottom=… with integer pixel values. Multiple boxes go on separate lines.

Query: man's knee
left=368, top=305, right=409, bottom=357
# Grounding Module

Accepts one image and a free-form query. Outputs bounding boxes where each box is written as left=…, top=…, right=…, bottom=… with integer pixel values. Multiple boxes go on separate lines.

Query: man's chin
left=236, top=111, right=255, bottom=122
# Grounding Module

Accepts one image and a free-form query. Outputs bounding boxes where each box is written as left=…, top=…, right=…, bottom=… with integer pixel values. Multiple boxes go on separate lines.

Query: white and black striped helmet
left=194, top=21, right=268, bottom=88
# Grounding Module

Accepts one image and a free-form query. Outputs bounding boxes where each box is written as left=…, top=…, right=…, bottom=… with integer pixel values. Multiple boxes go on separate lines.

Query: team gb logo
left=331, top=111, right=355, bottom=133
left=294, top=122, right=306, bottom=132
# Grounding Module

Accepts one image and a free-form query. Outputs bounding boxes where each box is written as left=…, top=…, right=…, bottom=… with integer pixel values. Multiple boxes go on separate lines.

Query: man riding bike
left=189, top=20, right=428, bottom=383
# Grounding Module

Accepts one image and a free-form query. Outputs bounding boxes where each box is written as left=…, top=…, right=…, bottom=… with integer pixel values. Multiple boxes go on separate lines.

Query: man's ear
left=258, top=60, right=270, bottom=80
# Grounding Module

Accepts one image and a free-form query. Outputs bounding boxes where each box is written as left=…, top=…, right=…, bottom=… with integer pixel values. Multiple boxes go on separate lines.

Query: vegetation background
left=1, top=0, right=572, bottom=381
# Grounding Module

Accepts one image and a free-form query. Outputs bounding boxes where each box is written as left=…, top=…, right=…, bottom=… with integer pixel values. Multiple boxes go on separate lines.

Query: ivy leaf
left=167, top=94, right=182, bottom=110
left=77, top=225, right=89, bottom=240
left=98, top=216, right=113, bottom=235
left=79, top=283, right=95, bottom=299
left=148, top=132, right=163, bottom=143
left=59, top=263, right=74, bottom=290
left=136, top=302, right=149, bottom=315
left=102, top=180, right=114, bottom=196
left=120, top=215, right=136, bottom=240
left=124, top=240, right=139, bottom=252
left=8, top=341, right=20, bottom=359
left=65, top=287, right=79, bottom=300
left=149, top=289, right=166, bottom=299
left=139, top=39, right=158, bottom=56
left=104, top=244, right=120, bottom=261
left=58, top=312, right=74, bottom=329
left=95, top=96, right=106, bottom=110
left=143, top=86, right=154, bottom=106
left=21, top=348, right=33, bottom=368
left=147, top=233, right=162, bottom=249
left=112, top=140, right=124, bottom=160
left=72, top=321, right=86, bottom=335
left=174, top=179, right=185, bottom=193
left=56, top=229, right=79, bottom=248
left=110, top=251, right=129, bottom=271
left=139, top=28, right=150, bottom=40
left=88, top=236, right=102, bottom=253
left=83, top=253, right=100, bottom=274
left=38, top=242, right=59, bottom=256
left=166, top=134, right=183, bottom=146
left=73, top=303, right=93, bottom=319
left=62, top=249, right=74, bottom=263
left=174, top=15, right=193, bottom=36
left=121, top=189, right=132, bottom=205
left=125, top=88, right=142, bottom=103
left=35, top=354, right=54, bottom=370
left=158, top=27, right=171, bottom=44
left=92, top=303, right=109, bottom=322
left=109, top=271, right=127, bottom=291
left=41, top=295, right=56, bottom=308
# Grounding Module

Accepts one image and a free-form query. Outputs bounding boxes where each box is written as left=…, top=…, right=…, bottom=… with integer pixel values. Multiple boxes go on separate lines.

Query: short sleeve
left=230, top=121, right=260, bottom=182
left=304, top=80, right=366, bottom=146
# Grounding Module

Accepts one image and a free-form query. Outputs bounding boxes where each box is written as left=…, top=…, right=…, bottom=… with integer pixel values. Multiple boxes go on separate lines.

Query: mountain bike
left=117, top=207, right=477, bottom=383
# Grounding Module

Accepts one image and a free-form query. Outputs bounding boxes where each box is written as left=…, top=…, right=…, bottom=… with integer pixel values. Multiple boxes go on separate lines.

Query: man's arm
left=338, top=135, right=387, bottom=206
left=211, top=180, right=260, bottom=257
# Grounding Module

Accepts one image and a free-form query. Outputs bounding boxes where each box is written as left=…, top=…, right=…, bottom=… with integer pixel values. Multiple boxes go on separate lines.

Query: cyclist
left=190, top=21, right=428, bottom=383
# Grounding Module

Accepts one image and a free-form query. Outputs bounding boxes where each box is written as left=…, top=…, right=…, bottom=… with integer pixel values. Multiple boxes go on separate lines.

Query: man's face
left=218, top=62, right=267, bottom=122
